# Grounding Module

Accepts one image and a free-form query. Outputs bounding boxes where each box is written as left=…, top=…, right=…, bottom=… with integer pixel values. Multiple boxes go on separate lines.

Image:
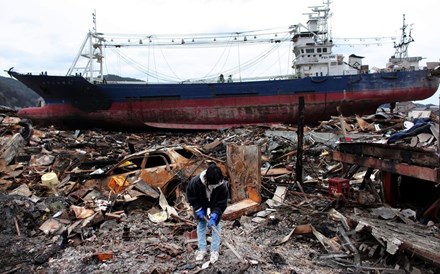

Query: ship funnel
left=349, top=54, right=364, bottom=69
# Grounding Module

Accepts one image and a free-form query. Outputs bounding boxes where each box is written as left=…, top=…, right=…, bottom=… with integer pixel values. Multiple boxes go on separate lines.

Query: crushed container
left=328, top=177, right=350, bottom=197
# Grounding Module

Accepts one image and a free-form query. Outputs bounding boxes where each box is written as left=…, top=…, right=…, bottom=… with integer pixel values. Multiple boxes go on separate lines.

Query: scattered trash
left=95, top=252, right=113, bottom=262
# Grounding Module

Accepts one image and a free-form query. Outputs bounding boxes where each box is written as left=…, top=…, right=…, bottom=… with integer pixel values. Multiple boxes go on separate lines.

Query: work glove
left=208, top=212, right=219, bottom=229
left=195, top=208, right=206, bottom=221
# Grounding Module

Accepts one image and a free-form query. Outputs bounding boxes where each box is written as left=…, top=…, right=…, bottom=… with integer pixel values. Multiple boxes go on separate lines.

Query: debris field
left=0, top=105, right=439, bottom=274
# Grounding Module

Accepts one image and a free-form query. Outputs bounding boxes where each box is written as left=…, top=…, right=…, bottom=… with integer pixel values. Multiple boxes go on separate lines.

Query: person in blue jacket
left=186, top=163, right=229, bottom=263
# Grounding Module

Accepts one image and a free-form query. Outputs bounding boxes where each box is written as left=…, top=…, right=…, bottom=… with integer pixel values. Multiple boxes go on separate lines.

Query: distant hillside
left=104, top=74, right=145, bottom=82
left=0, top=75, right=40, bottom=108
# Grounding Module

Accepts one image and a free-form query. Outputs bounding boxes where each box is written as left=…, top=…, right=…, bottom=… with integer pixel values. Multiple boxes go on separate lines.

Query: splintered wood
left=223, top=144, right=262, bottom=220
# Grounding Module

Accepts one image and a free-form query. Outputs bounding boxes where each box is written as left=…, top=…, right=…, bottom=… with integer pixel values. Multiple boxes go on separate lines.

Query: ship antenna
left=323, top=0, right=332, bottom=41
left=92, top=9, right=97, bottom=34
left=393, top=14, right=414, bottom=59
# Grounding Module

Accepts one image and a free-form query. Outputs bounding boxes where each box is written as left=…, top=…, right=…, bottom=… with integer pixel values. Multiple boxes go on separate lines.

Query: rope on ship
left=101, top=26, right=292, bottom=48
left=108, top=32, right=292, bottom=83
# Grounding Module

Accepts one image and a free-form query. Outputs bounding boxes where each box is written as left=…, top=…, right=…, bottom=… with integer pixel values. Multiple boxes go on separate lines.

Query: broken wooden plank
left=261, top=167, right=291, bottom=176
left=337, top=142, right=439, bottom=168
left=337, top=226, right=360, bottom=265
left=202, top=139, right=223, bottom=152
left=331, top=151, right=438, bottom=183
left=0, top=133, right=26, bottom=167
left=354, top=217, right=440, bottom=266
left=356, top=115, right=374, bottom=131
left=223, top=198, right=261, bottom=221
left=272, top=224, right=314, bottom=246
left=312, top=225, right=341, bottom=252
left=226, top=144, right=261, bottom=203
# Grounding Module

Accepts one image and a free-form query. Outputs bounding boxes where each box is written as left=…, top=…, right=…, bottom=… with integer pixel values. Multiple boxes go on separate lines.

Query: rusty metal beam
left=332, top=151, right=438, bottom=183
left=381, top=172, right=398, bottom=206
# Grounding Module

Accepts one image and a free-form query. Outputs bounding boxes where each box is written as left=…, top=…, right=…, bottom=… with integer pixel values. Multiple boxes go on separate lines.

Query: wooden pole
left=295, top=97, right=304, bottom=184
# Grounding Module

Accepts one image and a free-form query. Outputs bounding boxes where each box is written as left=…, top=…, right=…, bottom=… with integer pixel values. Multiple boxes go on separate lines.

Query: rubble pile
left=0, top=105, right=439, bottom=274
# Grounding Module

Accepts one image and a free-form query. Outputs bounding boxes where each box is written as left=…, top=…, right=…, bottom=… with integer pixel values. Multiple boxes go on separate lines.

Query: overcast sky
left=0, top=0, right=438, bottom=105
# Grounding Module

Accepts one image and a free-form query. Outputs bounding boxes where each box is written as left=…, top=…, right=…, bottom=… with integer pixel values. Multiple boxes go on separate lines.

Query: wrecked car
left=88, top=145, right=227, bottom=201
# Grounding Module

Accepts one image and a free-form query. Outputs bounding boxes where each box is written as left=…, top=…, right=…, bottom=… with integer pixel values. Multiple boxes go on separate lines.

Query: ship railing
left=231, top=74, right=299, bottom=82
left=172, top=74, right=299, bottom=84
left=96, top=74, right=299, bottom=85
left=104, top=81, right=147, bottom=84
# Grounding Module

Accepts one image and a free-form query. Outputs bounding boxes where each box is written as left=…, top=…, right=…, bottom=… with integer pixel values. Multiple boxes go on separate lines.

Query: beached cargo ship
left=9, top=1, right=440, bottom=130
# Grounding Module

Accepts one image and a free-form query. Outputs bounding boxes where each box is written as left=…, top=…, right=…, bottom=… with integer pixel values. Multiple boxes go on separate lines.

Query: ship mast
left=67, top=10, right=104, bottom=82
left=393, top=14, right=414, bottom=59
left=388, top=14, right=421, bottom=70
left=312, top=0, right=331, bottom=44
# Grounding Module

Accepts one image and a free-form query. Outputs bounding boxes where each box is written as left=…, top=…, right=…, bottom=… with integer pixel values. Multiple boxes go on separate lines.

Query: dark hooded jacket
left=186, top=169, right=229, bottom=224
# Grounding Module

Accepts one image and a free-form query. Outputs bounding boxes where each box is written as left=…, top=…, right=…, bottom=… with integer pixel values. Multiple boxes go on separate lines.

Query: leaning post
left=295, top=97, right=304, bottom=185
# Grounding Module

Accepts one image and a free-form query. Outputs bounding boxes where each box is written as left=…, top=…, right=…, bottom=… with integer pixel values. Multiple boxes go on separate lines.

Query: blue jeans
left=197, top=219, right=221, bottom=252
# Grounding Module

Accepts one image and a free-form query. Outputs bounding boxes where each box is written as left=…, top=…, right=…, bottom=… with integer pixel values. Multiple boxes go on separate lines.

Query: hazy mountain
left=104, top=74, right=144, bottom=82
left=0, top=75, right=40, bottom=108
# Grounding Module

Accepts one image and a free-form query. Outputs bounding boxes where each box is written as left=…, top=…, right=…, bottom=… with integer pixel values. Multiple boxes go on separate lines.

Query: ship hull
left=12, top=70, right=439, bottom=130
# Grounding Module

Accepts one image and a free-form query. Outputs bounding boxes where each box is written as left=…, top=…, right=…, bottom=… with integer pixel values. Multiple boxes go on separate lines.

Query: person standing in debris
left=186, top=163, right=229, bottom=263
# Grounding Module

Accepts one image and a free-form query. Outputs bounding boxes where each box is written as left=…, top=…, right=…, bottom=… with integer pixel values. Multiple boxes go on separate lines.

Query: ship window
left=317, top=48, right=322, bottom=53
left=301, top=49, right=304, bottom=53
left=323, top=48, right=328, bottom=53
left=306, top=48, right=314, bottom=53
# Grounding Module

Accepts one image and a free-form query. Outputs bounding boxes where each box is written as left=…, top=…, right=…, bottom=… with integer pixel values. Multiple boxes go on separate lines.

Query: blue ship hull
left=10, top=69, right=440, bottom=129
